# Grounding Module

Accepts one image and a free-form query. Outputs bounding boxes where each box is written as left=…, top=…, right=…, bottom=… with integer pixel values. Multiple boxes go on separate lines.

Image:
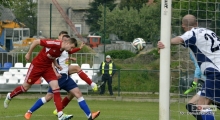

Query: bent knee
left=69, top=65, right=81, bottom=74
left=45, top=93, right=53, bottom=102
left=67, top=93, right=74, bottom=100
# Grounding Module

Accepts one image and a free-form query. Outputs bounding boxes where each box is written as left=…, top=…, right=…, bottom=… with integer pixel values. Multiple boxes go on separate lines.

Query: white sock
left=7, top=93, right=11, bottom=99
left=41, top=97, right=47, bottom=104
left=58, top=111, right=63, bottom=118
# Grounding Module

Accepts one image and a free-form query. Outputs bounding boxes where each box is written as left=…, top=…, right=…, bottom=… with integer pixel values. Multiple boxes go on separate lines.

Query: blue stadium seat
left=2, top=62, right=13, bottom=71
left=0, top=63, right=2, bottom=70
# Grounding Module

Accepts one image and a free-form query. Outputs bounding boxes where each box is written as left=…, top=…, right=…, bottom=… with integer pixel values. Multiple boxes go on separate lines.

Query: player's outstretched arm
left=68, top=42, right=85, bottom=54
left=25, top=39, right=40, bottom=61
left=157, top=37, right=184, bottom=53
left=171, top=37, right=184, bottom=44
left=79, top=42, right=85, bottom=49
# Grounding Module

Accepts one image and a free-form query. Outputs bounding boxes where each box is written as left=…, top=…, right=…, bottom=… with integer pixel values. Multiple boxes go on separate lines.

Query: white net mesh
left=170, top=0, right=220, bottom=119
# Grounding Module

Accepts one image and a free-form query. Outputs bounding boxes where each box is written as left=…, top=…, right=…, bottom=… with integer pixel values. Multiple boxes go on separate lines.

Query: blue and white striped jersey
left=56, top=51, right=69, bottom=74
left=179, top=27, right=220, bottom=74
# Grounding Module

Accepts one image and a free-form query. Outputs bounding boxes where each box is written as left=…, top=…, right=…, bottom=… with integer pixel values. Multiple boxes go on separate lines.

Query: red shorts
left=25, top=64, right=57, bottom=84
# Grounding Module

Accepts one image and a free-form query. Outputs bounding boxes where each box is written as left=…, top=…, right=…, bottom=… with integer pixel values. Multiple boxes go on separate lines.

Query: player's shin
left=186, top=103, right=203, bottom=120
left=52, top=89, right=63, bottom=117
left=77, top=97, right=91, bottom=118
left=29, top=97, right=47, bottom=113
left=10, top=85, right=27, bottom=98
left=62, top=96, right=71, bottom=109
left=53, top=96, right=71, bottom=114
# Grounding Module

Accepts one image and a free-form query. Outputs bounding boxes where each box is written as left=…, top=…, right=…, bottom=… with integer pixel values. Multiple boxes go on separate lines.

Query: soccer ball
left=132, top=38, right=146, bottom=51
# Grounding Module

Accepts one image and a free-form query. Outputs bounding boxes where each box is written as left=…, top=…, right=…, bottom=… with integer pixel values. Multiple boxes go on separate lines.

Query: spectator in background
left=99, top=55, right=116, bottom=96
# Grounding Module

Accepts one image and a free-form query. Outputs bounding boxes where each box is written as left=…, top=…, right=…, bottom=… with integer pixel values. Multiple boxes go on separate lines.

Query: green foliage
left=12, top=0, right=37, bottom=37
left=115, top=70, right=159, bottom=92
left=147, top=49, right=160, bottom=59
left=98, top=2, right=161, bottom=44
left=171, top=46, right=178, bottom=56
left=105, top=50, right=135, bottom=59
left=172, top=0, right=220, bottom=35
left=119, top=0, right=149, bottom=11
left=85, top=0, right=117, bottom=32
left=0, top=0, right=37, bottom=36
left=0, top=0, right=13, bottom=8
left=171, top=61, right=179, bottom=69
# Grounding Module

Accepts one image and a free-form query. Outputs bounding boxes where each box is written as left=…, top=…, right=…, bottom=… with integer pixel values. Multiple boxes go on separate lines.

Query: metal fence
left=0, top=52, right=104, bottom=69
left=0, top=52, right=195, bottom=96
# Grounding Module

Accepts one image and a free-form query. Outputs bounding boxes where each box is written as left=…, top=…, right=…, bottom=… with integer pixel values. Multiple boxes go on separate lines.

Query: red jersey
left=32, top=39, right=64, bottom=67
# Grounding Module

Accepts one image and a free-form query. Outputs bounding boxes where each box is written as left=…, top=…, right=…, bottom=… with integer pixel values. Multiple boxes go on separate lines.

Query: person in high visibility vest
left=99, top=55, right=116, bottom=95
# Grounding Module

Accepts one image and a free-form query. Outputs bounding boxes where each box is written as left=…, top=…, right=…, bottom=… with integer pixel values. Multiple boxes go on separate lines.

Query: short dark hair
left=59, top=31, right=68, bottom=36
left=69, top=38, right=78, bottom=47
left=62, top=34, right=70, bottom=39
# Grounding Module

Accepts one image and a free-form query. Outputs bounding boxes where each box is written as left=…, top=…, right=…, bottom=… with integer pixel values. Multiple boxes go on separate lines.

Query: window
left=92, top=38, right=98, bottom=43
left=23, top=30, right=30, bottom=37
left=75, top=24, right=82, bottom=34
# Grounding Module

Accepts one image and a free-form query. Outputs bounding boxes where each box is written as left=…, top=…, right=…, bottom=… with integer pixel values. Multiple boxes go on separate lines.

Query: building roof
left=0, top=6, right=15, bottom=21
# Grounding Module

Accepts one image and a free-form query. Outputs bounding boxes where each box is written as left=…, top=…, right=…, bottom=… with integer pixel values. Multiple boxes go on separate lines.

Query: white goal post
left=159, top=0, right=172, bottom=120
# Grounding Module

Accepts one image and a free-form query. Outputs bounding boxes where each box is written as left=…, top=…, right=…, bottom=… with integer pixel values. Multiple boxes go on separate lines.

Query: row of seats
left=1, top=63, right=100, bottom=85
left=1, top=62, right=99, bottom=72
left=0, top=76, right=43, bottom=85
left=0, top=62, right=13, bottom=71
left=0, top=62, right=31, bottom=71
left=71, top=63, right=100, bottom=74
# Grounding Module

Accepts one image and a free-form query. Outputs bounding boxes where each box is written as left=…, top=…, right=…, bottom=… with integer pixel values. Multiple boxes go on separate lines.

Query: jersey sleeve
left=179, top=31, right=196, bottom=47
left=189, top=51, right=201, bottom=78
left=40, top=39, right=61, bottom=48
left=68, top=48, right=81, bottom=54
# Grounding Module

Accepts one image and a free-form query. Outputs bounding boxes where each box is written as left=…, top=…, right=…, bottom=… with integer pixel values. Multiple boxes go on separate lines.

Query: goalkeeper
left=184, top=50, right=206, bottom=94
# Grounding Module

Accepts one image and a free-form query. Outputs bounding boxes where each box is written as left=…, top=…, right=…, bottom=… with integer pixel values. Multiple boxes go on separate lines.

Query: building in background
left=38, top=0, right=92, bottom=38
left=38, top=0, right=121, bottom=39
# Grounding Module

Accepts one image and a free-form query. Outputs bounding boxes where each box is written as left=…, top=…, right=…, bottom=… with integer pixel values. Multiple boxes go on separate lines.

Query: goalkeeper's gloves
left=191, top=81, right=198, bottom=88
left=91, top=82, right=98, bottom=92
left=184, top=81, right=198, bottom=94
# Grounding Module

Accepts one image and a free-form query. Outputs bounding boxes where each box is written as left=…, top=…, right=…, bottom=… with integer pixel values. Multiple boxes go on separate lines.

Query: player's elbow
left=32, top=39, right=41, bottom=45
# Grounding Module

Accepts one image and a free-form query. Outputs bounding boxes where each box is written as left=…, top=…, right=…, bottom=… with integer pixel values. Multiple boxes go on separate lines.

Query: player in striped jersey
left=24, top=32, right=100, bottom=120
left=158, top=14, right=220, bottom=120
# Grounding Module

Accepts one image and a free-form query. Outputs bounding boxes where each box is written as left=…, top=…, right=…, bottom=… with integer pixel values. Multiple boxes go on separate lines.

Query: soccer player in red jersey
left=24, top=31, right=100, bottom=120
left=4, top=35, right=77, bottom=120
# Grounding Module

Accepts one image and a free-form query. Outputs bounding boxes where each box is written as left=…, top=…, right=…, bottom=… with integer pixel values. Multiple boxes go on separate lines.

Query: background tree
left=119, top=0, right=160, bottom=11
left=86, top=0, right=117, bottom=32
left=0, top=0, right=13, bottom=8
left=12, top=0, right=37, bottom=37
left=98, top=2, right=161, bottom=44
left=119, top=0, right=151, bottom=11
left=0, top=0, right=37, bottom=36
left=0, top=0, right=14, bottom=16
left=172, top=0, right=220, bottom=36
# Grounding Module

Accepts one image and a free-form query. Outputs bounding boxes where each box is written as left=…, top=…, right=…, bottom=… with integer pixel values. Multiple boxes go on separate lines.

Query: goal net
left=162, top=0, right=220, bottom=120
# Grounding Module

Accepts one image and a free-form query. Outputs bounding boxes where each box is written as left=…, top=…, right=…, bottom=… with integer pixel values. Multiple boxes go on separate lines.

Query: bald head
left=182, top=14, right=197, bottom=31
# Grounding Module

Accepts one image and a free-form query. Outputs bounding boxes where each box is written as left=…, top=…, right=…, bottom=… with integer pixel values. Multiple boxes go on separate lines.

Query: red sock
left=10, top=85, right=26, bottom=98
left=78, top=70, right=92, bottom=85
left=53, top=89, right=63, bottom=112
left=62, top=96, right=71, bottom=109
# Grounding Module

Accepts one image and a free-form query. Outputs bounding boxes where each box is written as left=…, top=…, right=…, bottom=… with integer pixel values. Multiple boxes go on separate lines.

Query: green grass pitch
left=0, top=98, right=220, bottom=120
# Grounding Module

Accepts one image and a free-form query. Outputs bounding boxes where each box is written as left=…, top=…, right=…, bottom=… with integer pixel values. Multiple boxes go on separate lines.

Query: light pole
left=103, top=0, right=106, bottom=55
